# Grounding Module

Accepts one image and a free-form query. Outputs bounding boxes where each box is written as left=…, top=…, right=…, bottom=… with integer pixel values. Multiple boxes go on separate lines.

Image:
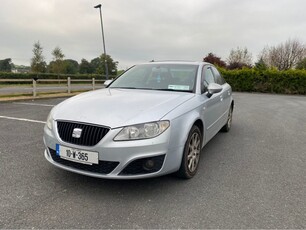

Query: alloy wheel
left=187, top=132, right=201, bottom=173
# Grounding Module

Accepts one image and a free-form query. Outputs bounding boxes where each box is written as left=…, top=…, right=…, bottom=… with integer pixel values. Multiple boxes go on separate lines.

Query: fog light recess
left=119, top=155, right=166, bottom=175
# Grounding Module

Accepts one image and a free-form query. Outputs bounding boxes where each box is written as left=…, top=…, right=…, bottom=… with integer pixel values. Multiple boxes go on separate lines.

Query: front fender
left=169, top=111, right=204, bottom=150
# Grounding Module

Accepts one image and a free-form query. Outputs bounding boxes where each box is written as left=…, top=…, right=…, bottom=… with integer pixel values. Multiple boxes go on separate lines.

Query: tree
left=63, top=59, right=79, bottom=74
left=296, top=57, right=306, bottom=70
left=90, top=54, right=118, bottom=76
left=0, top=58, right=13, bottom=72
left=254, top=57, right=268, bottom=71
left=203, top=53, right=226, bottom=68
left=79, top=59, right=94, bottom=74
left=261, top=39, right=306, bottom=70
left=227, top=47, right=252, bottom=69
left=30, top=41, right=47, bottom=73
left=50, top=46, right=65, bottom=75
left=90, top=57, right=102, bottom=73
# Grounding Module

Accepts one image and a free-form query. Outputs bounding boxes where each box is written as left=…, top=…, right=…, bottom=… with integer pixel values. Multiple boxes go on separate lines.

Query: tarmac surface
left=0, top=92, right=305, bottom=228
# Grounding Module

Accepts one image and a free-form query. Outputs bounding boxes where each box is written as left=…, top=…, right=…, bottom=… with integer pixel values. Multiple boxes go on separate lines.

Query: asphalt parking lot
left=0, top=92, right=305, bottom=228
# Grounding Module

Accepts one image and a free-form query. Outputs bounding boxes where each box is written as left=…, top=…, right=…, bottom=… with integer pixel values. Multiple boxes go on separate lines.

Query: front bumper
left=43, top=123, right=183, bottom=179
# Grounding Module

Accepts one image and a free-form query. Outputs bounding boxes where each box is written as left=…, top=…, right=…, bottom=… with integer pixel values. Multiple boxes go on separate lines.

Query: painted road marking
left=13, top=102, right=55, bottom=107
left=0, top=115, right=46, bottom=124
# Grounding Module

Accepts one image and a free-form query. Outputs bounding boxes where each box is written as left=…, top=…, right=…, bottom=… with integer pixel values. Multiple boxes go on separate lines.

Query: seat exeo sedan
left=43, top=61, right=234, bottom=179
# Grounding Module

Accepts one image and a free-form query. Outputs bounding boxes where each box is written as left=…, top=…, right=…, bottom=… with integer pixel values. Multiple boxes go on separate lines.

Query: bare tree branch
left=260, top=39, right=306, bottom=70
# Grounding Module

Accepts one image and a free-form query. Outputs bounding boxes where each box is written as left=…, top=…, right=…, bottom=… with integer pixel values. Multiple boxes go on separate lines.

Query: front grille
left=57, top=121, right=109, bottom=146
left=48, top=148, right=119, bottom=174
left=120, top=155, right=165, bottom=175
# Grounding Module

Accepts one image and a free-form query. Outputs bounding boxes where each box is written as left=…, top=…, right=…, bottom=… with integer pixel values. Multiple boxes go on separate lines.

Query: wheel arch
left=193, top=119, right=204, bottom=146
left=168, top=111, right=205, bottom=153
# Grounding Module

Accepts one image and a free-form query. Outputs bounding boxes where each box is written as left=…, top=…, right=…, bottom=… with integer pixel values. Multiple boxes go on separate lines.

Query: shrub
left=220, top=68, right=306, bottom=95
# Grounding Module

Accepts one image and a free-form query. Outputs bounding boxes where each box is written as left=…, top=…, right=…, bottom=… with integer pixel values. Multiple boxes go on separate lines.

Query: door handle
left=220, top=96, right=223, bottom=101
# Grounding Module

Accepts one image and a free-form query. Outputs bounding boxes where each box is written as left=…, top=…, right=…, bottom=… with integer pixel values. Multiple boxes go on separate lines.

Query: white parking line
left=0, top=115, right=46, bottom=124
left=13, top=102, right=54, bottom=107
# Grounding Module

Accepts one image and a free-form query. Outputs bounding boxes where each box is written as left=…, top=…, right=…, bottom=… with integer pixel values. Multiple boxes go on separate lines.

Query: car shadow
left=49, top=168, right=191, bottom=201
left=49, top=123, right=239, bottom=197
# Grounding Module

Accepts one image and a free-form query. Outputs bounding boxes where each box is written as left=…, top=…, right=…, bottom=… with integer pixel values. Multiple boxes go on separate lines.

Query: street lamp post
left=94, top=4, right=109, bottom=80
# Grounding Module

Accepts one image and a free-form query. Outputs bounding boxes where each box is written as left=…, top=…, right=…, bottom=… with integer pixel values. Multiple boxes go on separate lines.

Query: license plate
left=56, top=144, right=99, bottom=165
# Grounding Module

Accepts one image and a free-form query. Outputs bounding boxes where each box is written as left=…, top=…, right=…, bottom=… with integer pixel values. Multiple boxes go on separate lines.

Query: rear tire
left=221, top=105, right=233, bottom=132
left=176, top=125, right=202, bottom=179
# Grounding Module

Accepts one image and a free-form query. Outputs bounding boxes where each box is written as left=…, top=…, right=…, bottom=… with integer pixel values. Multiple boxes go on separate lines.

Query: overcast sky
left=0, top=0, right=305, bottom=69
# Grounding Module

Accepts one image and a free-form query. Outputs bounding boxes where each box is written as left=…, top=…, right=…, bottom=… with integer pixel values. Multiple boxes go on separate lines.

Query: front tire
left=177, top=125, right=202, bottom=179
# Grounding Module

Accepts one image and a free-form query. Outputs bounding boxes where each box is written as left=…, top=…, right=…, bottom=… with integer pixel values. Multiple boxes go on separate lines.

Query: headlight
left=114, top=121, right=170, bottom=141
left=46, top=112, right=53, bottom=130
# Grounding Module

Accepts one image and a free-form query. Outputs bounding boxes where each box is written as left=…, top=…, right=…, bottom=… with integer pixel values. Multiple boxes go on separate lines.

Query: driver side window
left=202, top=66, right=215, bottom=93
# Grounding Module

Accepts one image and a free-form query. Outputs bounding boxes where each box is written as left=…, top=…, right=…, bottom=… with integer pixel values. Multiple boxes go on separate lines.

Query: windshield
left=109, top=64, right=198, bottom=93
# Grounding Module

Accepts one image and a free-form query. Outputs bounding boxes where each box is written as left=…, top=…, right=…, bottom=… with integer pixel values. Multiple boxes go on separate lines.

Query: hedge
left=220, top=69, right=306, bottom=95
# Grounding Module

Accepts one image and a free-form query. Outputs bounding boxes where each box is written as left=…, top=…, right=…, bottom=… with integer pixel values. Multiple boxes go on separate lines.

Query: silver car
left=43, top=61, right=234, bottom=179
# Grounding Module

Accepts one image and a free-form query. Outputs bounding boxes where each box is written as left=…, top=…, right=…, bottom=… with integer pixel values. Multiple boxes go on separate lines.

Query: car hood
left=53, top=88, right=194, bottom=128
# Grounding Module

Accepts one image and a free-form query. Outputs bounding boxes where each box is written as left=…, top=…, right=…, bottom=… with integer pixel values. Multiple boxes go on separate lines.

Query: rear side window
left=211, top=66, right=226, bottom=85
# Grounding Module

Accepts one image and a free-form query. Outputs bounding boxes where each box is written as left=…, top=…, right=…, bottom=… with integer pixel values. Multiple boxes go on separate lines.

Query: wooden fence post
left=32, top=79, right=37, bottom=97
left=92, top=78, right=95, bottom=90
left=67, top=77, right=71, bottom=94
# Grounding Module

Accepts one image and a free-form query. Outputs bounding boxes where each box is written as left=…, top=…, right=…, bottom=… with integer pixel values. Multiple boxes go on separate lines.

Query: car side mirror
left=207, top=83, right=222, bottom=98
left=104, top=80, right=113, bottom=87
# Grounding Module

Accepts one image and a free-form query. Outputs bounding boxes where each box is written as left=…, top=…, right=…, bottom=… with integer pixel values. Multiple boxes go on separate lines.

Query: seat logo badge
left=72, top=128, right=82, bottom=138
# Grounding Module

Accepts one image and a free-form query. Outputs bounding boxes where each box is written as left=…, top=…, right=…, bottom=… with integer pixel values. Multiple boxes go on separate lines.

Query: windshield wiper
left=110, top=87, right=192, bottom=93
left=110, top=87, right=153, bottom=90
left=153, top=88, right=193, bottom=93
